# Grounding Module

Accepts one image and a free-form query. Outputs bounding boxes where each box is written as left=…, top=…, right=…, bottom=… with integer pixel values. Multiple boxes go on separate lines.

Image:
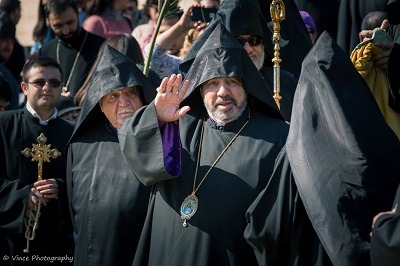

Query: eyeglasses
left=235, top=35, right=264, bottom=47
left=28, top=79, right=63, bottom=89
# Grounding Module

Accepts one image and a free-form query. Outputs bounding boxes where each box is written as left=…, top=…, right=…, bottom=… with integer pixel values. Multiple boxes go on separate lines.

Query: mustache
left=118, top=109, right=136, bottom=114
left=215, top=96, right=237, bottom=106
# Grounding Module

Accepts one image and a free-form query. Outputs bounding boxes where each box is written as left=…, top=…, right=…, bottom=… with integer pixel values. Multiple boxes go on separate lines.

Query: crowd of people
left=1, top=0, right=400, bottom=265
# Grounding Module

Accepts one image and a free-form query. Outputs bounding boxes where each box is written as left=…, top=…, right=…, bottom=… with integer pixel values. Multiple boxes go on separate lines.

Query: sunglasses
left=235, top=35, right=264, bottom=47
left=28, top=79, right=63, bottom=89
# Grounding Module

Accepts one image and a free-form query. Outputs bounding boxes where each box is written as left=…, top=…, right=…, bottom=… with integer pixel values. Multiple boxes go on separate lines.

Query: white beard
left=252, top=48, right=265, bottom=70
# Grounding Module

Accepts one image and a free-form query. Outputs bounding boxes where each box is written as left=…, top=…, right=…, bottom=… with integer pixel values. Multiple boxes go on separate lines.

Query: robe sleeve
left=244, top=147, right=296, bottom=265
left=370, top=213, right=400, bottom=265
left=244, top=147, right=331, bottom=265
left=118, top=102, right=181, bottom=186
left=370, top=182, right=400, bottom=265
left=160, top=121, right=181, bottom=176
left=0, top=178, right=31, bottom=236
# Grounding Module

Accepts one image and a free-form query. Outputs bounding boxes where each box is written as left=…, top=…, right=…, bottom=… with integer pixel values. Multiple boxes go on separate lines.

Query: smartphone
left=190, top=7, right=218, bottom=22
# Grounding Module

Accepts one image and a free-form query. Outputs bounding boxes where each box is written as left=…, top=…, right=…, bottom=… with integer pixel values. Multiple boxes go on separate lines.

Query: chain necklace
left=56, top=31, right=88, bottom=95
left=180, top=109, right=251, bottom=227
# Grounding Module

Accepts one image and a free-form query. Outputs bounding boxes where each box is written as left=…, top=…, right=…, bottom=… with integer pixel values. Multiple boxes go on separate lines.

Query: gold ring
left=157, top=87, right=165, bottom=93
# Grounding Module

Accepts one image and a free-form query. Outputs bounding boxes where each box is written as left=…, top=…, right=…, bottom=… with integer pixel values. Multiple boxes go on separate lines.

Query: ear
left=98, top=100, right=104, bottom=112
left=21, top=82, right=29, bottom=96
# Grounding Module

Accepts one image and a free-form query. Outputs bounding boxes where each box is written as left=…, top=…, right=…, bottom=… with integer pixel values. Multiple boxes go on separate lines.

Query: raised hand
left=155, top=74, right=190, bottom=122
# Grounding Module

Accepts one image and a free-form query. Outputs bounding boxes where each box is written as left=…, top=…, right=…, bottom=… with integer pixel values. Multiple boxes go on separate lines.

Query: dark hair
left=0, top=0, right=21, bottom=14
left=32, top=0, right=48, bottom=42
left=86, top=0, right=113, bottom=16
left=106, top=33, right=144, bottom=63
left=361, top=11, right=387, bottom=31
left=0, top=73, right=12, bottom=101
left=22, top=56, right=63, bottom=82
left=0, top=12, right=15, bottom=38
left=143, top=0, right=158, bottom=19
left=45, top=0, right=79, bottom=17
left=74, top=34, right=144, bottom=106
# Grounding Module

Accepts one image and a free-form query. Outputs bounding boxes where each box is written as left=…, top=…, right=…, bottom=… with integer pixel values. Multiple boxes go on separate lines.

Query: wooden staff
left=270, top=0, right=285, bottom=109
left=21, top=133, right=61, bottom=253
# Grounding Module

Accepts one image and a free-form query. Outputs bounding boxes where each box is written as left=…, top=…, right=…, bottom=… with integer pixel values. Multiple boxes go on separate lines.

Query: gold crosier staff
left=21, top=133, right=61, bottom=253
left=270, top=0, right=285, bottom=109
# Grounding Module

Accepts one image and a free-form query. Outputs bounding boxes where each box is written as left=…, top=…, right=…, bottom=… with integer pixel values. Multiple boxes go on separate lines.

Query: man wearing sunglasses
left=181, top=0, right=300, bottom=122
left=0, top=56, right=74, bottom=262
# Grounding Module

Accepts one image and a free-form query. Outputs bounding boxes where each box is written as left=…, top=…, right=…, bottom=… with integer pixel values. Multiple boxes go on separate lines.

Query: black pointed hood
left=181, top=0, right=312, bottom=78
left=286, top=31, right=400, bottom=265
left=182, top=0, right=271, bottom=67
left=387, top=0, right=400, bottom=24
left=71, top=46, right=154, bottom=139
left=180, top=23, right=282, bottom=120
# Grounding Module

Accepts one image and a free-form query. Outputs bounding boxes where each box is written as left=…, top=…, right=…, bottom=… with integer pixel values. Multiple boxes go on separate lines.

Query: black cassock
left=119, top=23, right=289, bottom=265
left=0, top=107, right=74, bottom=262
left=66, top=46, right=152, bottom=266
left=120, top=105, right=288, bottom=265
left=67, top=121, right=149, bottom=266
left=41, top=28, right=104, bottom=98
left=245, top=32, right=400, bottom=265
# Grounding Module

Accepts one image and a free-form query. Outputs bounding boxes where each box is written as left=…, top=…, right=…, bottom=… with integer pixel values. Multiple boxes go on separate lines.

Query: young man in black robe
left=66, top=46, right=154, bottom=265
left=118, top=23, right=289, bottom=265
left=245, top=32, right=400, bottom=265
left=41, top=0, right=104, bottom=108
left=0, top=56, right=74, bottom=263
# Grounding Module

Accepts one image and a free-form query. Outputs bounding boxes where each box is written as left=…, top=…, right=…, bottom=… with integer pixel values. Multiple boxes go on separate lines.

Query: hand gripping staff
left=21, top=133, right=61, bottom=253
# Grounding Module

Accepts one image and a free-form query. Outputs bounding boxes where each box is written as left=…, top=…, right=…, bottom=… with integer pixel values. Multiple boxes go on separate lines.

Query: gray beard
left=205, top=96, right=248, bottom=126
left=253, top=49, right=265, bottom=70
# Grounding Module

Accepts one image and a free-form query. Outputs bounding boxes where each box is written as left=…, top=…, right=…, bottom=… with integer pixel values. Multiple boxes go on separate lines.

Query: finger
left=40, top=188, right=58, bottom=195
left=44, top=193, right=59, bottom=199
left=31, top=187, right=42, bottom=198
left=359, top=30, right=373, bottom=42
left=372, top=49, right=390, bottom=61
left=373, top=57, right=389, bottom=69
left=36, top=184, right=54, bottom=191
left=157, top=77, right=169, bottom=94
left=176, top=79, right=190, bottom=96
left=172, top=74, right=183, bottom=94
left=375, top=42, right=394, bottom=50
left=166, top=74, right=177, bottom=93
left=176, top=106, right=191, bottom=119
left=33, top=179, right=57, bottom=187
left=380, top=19, right=389, bottom=30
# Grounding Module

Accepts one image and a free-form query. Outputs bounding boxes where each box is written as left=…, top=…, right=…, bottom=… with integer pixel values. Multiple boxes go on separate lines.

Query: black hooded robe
left=0, top=107, right=74, bottom=264
left=119, top=104, right=288, bottom=266
left=245, top=32, right=400, bottom=265
left=66, top=121, right=149, bottom=266
left=66, top=46, right=152, bottom=266
left=119, top=23, right=289, bottom=266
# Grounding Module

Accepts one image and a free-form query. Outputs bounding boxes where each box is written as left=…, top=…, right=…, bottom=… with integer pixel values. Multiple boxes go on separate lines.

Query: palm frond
left=143, top=0, right=182, bottom=77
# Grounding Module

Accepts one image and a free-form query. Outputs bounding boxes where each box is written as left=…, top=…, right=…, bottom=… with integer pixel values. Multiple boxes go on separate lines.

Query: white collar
left=26, top=102, right=58, bottom=125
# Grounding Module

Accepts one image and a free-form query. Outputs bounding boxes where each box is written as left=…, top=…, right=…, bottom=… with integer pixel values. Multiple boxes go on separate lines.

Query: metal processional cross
left=21, top=133, right=61, bottom=253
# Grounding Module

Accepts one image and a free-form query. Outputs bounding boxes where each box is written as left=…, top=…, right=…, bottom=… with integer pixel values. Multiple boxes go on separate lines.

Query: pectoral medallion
left=180, top=194, right=198, bottom=227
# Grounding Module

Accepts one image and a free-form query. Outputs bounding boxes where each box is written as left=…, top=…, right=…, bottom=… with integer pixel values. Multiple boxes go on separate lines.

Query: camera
left=190, top=7, right=218, bottom=22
